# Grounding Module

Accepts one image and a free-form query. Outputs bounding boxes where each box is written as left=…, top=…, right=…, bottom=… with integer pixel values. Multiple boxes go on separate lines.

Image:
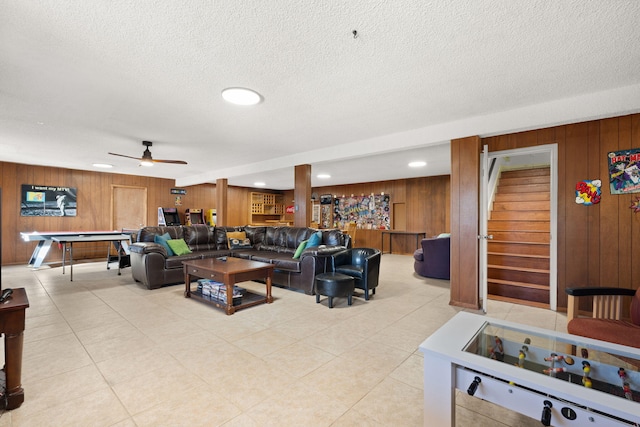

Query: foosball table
left=420, top=312, right=640, bottom=426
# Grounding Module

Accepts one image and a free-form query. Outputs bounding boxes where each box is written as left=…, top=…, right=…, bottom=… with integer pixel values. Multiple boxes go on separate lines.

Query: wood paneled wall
left=481, top=113, right=640, bottom=310
left=0, top=163, right=219, bottom=265
left=312, top=175, right=450, bottom=254
left=0, top=162, right=451, bottom=264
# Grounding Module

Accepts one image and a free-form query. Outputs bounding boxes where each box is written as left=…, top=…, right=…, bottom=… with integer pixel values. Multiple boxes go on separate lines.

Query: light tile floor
left=0, top=254, right=568, bottom=426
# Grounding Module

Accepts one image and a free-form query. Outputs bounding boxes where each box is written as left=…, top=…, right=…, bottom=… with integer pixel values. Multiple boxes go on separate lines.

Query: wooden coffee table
left=183, top=257, right=274, bottom=315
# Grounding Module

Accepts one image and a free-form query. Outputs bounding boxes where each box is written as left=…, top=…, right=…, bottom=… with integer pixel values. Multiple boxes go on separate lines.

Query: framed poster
left=21, top=184, right=77, bottom=217
left=333, top=194, right=390, bottom=230
left=608, top=149, right=640, bottom=194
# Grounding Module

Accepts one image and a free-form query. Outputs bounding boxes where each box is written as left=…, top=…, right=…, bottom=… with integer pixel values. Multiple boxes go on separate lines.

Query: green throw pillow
left=166, top=238, right=192, bottom=256
left=292, top=240, right=308, bottom=259
left=154, top=232, right=175, bottom=256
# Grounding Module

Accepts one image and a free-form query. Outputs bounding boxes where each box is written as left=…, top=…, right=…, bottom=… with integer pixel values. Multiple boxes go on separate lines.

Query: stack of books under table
left=197, top=279, right=244, bottom=305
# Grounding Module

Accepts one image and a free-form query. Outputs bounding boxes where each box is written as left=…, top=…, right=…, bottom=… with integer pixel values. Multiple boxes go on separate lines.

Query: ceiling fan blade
left=152, top=159, right=188, bottom=165
left=108, top=152, right=142, bottom=161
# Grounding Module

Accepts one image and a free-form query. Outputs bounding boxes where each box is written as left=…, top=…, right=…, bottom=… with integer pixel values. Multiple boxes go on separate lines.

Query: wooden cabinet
left=249, top=192, right=286, bottom=225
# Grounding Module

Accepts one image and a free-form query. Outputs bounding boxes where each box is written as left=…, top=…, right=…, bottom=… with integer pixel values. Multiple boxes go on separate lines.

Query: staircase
left=487, top=167, right=550, bottom=308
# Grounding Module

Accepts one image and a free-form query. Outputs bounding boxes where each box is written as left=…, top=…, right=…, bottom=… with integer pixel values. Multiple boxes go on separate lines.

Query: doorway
left=111, top=185, right=147, bottom=232
left=480, top=144, right=558, bottom=311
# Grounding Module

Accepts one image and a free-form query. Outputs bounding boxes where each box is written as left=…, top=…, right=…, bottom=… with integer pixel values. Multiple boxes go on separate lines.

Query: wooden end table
left=183, top=257, right=274, bottom=315
left=0, top=288, right=29, bottom=410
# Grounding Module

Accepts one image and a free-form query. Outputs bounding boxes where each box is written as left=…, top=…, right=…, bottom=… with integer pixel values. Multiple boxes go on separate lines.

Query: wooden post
left=215, top=178, right=228, bottom=226
left=450, top=136, right=481, bottom=309
left=294, top=165, right=312, bottom=227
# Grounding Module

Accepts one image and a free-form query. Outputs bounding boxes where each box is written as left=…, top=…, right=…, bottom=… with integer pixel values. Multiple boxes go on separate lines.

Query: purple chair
left=413, top=236, right=450, bottom=280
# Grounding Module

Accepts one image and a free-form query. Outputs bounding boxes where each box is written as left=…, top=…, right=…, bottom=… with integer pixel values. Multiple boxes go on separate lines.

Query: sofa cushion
left=284, top=227, right=315, bottom=250
left=167, top=239, right=192, bottom=256
left=183, top=224, right=218, bottom=251
left=154, top=233, right=175, bottom=256
left=250, top=254, right=275, bottom=264
left=244, top=226, right=266, bottom=245
left=321, top=229, right=345, bottom=246
left=138, top=226, right=184, bottom=243
left=264, top=252, right=302, bottom=272
left=165, top=253, right=204, bottom=269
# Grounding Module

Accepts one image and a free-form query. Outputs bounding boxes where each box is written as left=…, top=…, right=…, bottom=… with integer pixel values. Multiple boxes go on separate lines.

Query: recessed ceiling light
left=254, top=182, right=266, bottom=187
left=221, top=87, right=263, bottom=106
left=92, top=163, right=113, bottom=169
left=317, top=174, right=331, bottom=179
left=408, top=161, right=427, bottom=168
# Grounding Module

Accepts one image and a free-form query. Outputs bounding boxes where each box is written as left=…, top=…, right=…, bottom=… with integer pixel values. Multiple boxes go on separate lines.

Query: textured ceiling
left=1, top=1, right=639, bottom=189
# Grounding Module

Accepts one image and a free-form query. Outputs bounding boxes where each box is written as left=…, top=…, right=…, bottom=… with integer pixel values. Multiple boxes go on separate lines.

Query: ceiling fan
left=108, top=141, right=188, bottom=166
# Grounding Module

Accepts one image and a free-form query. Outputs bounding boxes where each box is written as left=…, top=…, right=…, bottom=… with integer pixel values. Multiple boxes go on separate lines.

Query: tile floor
left=0, top=254, right=568, bottom=426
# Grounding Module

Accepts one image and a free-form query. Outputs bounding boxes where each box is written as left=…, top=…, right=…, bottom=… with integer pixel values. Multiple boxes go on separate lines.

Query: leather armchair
left=565, top=286, right=640, bottom=348
left=331, top=248, right=381, bottom=300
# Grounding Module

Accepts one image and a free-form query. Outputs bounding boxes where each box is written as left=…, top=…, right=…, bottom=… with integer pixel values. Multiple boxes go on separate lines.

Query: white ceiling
left=1, top=1, right=640, bottom=190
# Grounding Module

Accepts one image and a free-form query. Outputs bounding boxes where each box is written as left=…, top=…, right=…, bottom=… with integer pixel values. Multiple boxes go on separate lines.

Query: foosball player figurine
left=518, top=349, right=526, bottom=368
left=489, top=336, right=504, bottom=361
left=623, top=382, right=633, bottom=400
left=543, top=367, right=566, bottom=377
left=618, top=367, right=627, bottom=381
left=582, top=361, right=592, bottom=388
left=618, top=368, right=634, bottom=401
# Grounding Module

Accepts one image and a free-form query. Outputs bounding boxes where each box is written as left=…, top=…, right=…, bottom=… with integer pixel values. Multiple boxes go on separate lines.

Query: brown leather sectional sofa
left=130, top=224, right=351, bottom=293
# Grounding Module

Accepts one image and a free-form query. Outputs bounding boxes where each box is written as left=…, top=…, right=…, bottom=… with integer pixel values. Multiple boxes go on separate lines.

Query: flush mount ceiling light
left=408, top=161, right=427, bottom=168
left=317, top=174, right=331, bottom=179
left=221, top=87, right=263, bottom=106
left=92, top=163, right=113, bottom=169
left=254, top=182, right=266, bottom=187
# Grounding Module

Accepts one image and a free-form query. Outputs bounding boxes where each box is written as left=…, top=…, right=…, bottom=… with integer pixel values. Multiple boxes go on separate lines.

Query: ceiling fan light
left=140, top=160, right=153, bottom=167
left=222, top=87, right=262, bottom=106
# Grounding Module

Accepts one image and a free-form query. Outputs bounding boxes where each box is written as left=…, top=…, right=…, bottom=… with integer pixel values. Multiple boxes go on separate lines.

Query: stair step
left=488, top=253, right=549, bottom=270
left=500, top=167, right=550, bottom=178
left=488, top=280, right=550, bottom=305
left=488, top=241, right=549, bottom=256
left=500, top=175, right=550, bottom=187
left=487, top=278, right=549, bottom=290
left=488, top=231, right=550, bottom=243
left=488, top=251, right=549, bottom=259
left=493, top=201, right=550, bottom=211
left=487, top=295, right=549, bottom=309
left=488, top=220, right=549, bottom=232
left=494, top=192, right=550, bottom=202
left=491, top=210, right=550, bottom=221
left=488, top=264, right=549, bottom=274
left=498, top=183, right=550, bottom=194
left=488, top=267, right=549, bottom=285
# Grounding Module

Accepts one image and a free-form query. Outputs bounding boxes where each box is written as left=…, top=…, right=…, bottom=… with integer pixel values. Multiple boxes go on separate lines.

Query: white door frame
left=480, top=143, right=558, bottom=311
